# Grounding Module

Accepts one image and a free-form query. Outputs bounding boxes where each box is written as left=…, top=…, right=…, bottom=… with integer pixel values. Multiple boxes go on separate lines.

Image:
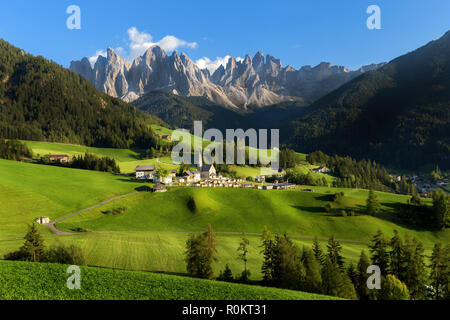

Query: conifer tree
left=327, top=236, right=345, bottom=271
left=312, top=236, right=324, bottom=266
left=260, top=226, right=275, bottom=284
left=237, top=232, right=250, bottom=282
left=20, top=223, right=46, bottom=262
left=356, top=250, right=372, bottom=300
left=389, top=230, right=405, bottom=280
left=430, top=241, right=449, bottom=300
left=301, top=247, right=322, bottom=293
left=217, top=264, right=234, bottom=282
left=369, top=230, right=390, bottom=275
left=366, top=189, right=381, bottom=216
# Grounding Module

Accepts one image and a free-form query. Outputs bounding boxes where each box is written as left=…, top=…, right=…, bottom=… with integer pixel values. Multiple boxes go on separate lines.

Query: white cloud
left=195, top=55, right=244, bottom=74
left=88, top=50, right=107, bottom=67
left=127, top=27, right=197, bottom=61
left=88, top=27, right=198, bottom=65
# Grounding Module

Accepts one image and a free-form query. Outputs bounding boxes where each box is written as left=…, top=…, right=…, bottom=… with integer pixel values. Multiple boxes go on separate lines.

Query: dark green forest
left=282, top=31, right=450, bottom=170
left=0, top=40, right=164, bottom=149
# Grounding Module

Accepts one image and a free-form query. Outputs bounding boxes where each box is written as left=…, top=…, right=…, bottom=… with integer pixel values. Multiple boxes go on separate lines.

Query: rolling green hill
left=0, top=159, right=142, bottom=238
left=283, top=30, right=450, bottom=170
left=0, top=40, right=164, bottom=148
left=55, top=187, right=447, bottom=245
left=0, top=159, right=447, bottom=280
left=0, top=260, right=337, bottom=300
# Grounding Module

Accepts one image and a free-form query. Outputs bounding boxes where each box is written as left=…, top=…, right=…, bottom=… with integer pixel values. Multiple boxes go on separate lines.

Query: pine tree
left=217, top=264, right=234, bottom=282
left=312, top=236, right=324, bottom=266
left=260, top=226, right=275, bottom=284
left=369, top=230, right=390, bottom=275
left=20, top=223, right=46, bottom=262
left=389, top=230, right=405, bottom=280
left=432, top=189, right=449, bottom=229
left=237, top=232, right=250, bottom=282
left=430, top=241, right=449, bottom=300
left=272, top=234, right=305, bottom=290
left=185, top=225, right=218, bottom=279
left=327, top=236, right=345, bottom=271
left=366, top=189, right=381, bottom=216
left=347, top=262, right=358, bottom=287
left=301, top=247, right=322, bottom=293
left=405, top=238, right=428, bottom=299
left=321, top=257, right=357, bottom=300
left=356, top=250, right=372, bottom=300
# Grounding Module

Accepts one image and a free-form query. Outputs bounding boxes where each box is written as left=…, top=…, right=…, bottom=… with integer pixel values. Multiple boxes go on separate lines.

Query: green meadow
left=53, top=187, right=447, bottom=245
left=0, top=159, right=142, bottom=238
left=0, top=260, right=337, bottom=300
left=0, top=155, right=448, bottom=284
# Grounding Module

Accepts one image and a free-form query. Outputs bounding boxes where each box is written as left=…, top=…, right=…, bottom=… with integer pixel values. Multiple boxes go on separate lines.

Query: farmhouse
left=153, top=171, right=173, bottom=185
left=169, top=169, right=177, bottom=178
left=312, top=166, right=329, bottom=173
left=36, top=216, right=50, bottom=225
left=152, top=183, right=167, bottom=193
left=263, top=183, right=296, bottom=190
left=273, top=183, right=296, bottom=190
left=135, top=165, right=155, bottom=180
left=48, top=154, right=70, bottom=163
left=184, top=171, right=201, bottom=182
left=255, top=176, right=266, bottom=183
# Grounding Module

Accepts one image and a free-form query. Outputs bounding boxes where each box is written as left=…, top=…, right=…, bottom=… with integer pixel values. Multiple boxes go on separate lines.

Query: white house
left=135, top=165, right=156, bottom=180
left=36, top=216, right=50, bottom=225
left=184, top=170, right=201, bottom=182
left=153, top=171, right=173, bottom=185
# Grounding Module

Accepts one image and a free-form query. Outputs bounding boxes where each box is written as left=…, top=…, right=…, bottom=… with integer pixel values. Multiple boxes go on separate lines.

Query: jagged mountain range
left=70, top=47, right=384, bottom=108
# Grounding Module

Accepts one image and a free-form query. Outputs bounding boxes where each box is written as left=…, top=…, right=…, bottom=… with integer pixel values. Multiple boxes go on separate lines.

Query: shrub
left=45, top=244, right=86, bottom=266
left=187, top=196, right=196, bottom=213
left=217, top=264, right=234, bottom=282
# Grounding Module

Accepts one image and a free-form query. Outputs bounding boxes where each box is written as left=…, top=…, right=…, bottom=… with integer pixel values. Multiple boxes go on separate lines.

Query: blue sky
left=0, top=0, right=449, bottom=71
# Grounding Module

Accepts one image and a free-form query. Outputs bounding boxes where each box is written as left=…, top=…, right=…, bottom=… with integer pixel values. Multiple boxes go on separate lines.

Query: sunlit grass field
left=0, top=260, right=338, bottom=300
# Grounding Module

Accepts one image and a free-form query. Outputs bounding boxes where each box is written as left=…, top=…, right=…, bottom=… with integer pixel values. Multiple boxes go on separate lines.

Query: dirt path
left=45, top=192, right=139, bottom=235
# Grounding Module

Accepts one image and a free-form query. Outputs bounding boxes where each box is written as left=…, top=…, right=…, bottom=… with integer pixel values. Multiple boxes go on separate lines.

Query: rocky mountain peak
left=71, top=46, right=384, bottom=108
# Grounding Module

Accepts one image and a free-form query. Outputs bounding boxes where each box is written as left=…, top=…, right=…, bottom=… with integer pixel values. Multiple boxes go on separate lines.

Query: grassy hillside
left=0, top=159, right=142, bottom=238
left=0, top=260, right=337, bottom=300
left=54, top=187, right=447, bottom=245
left=0, top=159, right=446, bottom=281
left=0, top=232, right=369, bottom=279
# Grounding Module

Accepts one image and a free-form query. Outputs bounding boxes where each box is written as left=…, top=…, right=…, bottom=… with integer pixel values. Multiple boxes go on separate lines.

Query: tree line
left=40, top=152, right=121, bottom=174
left=185, top=225, right=449, bottom=300
left=0, top=139, right=32, bottom=161
left=397, top=189, right=449, bottom=229
left=307, top=151, right=417, bottom=193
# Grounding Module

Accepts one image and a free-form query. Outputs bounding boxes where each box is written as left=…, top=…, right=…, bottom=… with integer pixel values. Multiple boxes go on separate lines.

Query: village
left=134, top=154, right=297, bottom=193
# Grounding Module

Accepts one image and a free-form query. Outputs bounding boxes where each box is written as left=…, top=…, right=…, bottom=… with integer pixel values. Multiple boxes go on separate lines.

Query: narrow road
left=45, top=192, right=138, bottom=235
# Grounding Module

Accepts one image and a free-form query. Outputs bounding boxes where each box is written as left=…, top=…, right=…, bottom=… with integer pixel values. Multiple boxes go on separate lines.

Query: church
left=197, top=153, right=216, bottom=179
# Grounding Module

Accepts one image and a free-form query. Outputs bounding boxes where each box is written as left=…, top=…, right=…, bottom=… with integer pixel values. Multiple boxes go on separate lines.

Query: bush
left=217, top=264, right=234, bottom=282
left=45, top=244, right=86, bottom=266
left=378, top=275, right=410, bottom=300
left=102, top=207, right=127, bottom=216
left=340, top=210, right=347, bottom=217
left=187, top=196, right=196, bottom=213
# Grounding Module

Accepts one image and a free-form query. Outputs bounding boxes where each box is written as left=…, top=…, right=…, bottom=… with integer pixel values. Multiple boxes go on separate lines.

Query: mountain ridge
left=71, top=47, right=385, bottom=108
left=282, top=30, right=450, bottom=169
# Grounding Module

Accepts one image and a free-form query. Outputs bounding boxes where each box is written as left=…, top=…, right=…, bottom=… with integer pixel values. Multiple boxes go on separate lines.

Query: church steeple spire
left=197, top=152, right=203, bottom=171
